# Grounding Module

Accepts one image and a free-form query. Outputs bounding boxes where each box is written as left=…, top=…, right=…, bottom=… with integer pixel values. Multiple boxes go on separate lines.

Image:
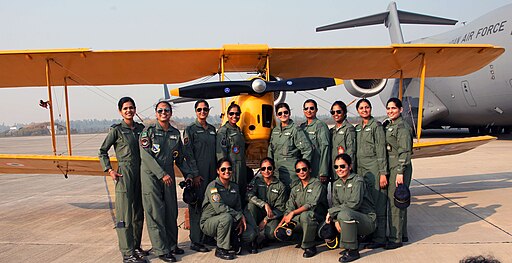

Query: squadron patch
left=172, top=150, right=179, bottom=158
left=141, top=137, right=150, bottom=148
left=232, top=145, right=240, bottom=154
left=151, top=144, right=161, bottom=154
left=337, top=146, right=345, bottom=154
left=211, top=193, right=221, bottom=202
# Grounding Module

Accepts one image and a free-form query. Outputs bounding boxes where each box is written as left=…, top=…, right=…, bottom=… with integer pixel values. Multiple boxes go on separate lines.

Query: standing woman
left=201, top=158, right=257, bottom=260
left=216, top=102, right=248, bottom=203
left=268, top=103, right=313, bottom=188
left=300, top=99, right=330, bottom=184
left=139, top=101, right=198, bottom=262
left=246, top=157, right=287, bottom=245
left=278, top=159, right=328, bottom=258
left=182, top=99, right=216, bottom=252
left=99, top=97, right=147, bottom=263
left=384, top=98, right=413, bottom=249
left=326, top=154, right=376, bottom=262
left=330, top=101, right=356, bottom=180
left=354, top=98, right=388, bottom=249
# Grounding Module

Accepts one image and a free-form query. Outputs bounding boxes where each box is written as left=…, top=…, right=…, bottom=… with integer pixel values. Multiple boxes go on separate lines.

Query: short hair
left=356, top=98, right=372, bottom=109
left=386, top=97, right=403, bottom=108
left=194, top=99, right=209, bottom=109
left=334, top=153, right=352, bottom=166
left=331, top=101, right=347, bottom=115
left=216, top=157, right=232, bottom=170
left=155, top=101, right=172, bottom=113
left=303, top=99, right=317, bottom=109
left=118, top=97, right=136, bottom=111
left=227, top=102, right=241, bottom=114
left=275, top=102, right=290, bottom=113
left=260, top=157, right=276, bottom=168
left=459, top=255, right=501, bottom=263
left=295, top=158, right=311, bottom=169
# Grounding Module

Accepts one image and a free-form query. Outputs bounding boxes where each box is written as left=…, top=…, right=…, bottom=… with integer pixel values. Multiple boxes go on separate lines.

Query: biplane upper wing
left=0, top=44, right=504, bottom=176
left=0, top=44, right=503, bottom=88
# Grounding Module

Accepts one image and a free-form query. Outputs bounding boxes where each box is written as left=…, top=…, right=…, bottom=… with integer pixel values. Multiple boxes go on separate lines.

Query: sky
left=1, top=0, right=511, bottom=126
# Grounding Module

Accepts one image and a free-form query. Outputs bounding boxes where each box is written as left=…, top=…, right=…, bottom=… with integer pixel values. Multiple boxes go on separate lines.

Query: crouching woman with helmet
left=325, top=153, right=376, bottom=262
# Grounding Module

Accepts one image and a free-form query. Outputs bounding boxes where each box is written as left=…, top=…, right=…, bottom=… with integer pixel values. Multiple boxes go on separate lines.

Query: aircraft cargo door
left=461, top=81, right=477, bottom=107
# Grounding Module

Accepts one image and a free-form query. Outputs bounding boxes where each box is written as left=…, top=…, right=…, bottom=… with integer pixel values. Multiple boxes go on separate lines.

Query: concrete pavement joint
left=413, top=178, right=512, bottom=237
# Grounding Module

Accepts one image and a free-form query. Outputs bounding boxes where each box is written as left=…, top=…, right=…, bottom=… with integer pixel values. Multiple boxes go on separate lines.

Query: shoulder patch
left=211, top=193, right=221, bottom=203
left=141, top=137, right=150, bottom=148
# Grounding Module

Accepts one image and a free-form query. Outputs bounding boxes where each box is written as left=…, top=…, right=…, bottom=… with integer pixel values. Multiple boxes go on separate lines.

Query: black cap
left=318, top=221, right=339, bottom=249
left=394, top=184, right=410, bottom=209
left=274, top=221, right=296, bottom=241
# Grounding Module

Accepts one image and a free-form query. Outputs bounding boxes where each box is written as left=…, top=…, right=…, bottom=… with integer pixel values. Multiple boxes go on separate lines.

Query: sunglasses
left=196, top=107, right=210, bottom=113
left=295, top=167, right=308, bottom=173
left=260, top=166, right=273, bottom=172
left=277, top=110, right=289, bottom=117
left=157, top=108, right=171, bottom=114
left=333, top=164, right=347, bottom=170
left=303, top=106, right=316, bottom=111
left=330, top=110, right=343, bottom=115
left=220, top=166, right=233, bottom=172
left=228, top=111, right=241, bottom=116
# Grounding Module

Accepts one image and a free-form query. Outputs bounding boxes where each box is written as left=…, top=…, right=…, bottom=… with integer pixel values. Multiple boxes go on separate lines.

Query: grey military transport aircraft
left=317, top=1, right=512, bottom=135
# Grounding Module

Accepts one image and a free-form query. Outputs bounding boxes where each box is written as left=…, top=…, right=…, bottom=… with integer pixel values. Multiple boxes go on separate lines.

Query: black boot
left=339, top=249, right=360, bottom=262
left=215, top=247, right=235, bottom=260
left=248, top=240, right=258, bottom=254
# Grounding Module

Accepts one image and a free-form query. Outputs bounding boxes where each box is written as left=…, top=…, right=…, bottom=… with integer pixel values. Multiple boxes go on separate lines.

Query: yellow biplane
left=0, top=43, right=503, bottom=176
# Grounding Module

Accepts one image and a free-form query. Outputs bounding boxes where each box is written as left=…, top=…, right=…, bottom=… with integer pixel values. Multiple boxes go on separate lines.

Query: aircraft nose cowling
left=344, top=79, right=387, bottom=97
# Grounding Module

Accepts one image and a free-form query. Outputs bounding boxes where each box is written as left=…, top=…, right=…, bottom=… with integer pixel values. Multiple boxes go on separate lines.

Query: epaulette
left=109, top=123, right=120, bottom=130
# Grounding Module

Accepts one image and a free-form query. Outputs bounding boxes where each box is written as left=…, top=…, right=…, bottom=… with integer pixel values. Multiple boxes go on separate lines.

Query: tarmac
left=0, top=131, right=511, bottom=262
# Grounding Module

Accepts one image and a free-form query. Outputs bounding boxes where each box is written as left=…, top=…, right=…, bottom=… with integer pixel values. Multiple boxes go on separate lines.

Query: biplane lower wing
left=412, top=135, right=496, bottom=159
left=0, top=154, right=113, bottom=176
left=0, top=136, right=495, bottom=176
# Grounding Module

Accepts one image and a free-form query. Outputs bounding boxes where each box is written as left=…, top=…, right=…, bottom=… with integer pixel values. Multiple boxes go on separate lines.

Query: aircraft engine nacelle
left=274, top=91, right=286, bottom=105
left=344, top=79, right=387, bottom=98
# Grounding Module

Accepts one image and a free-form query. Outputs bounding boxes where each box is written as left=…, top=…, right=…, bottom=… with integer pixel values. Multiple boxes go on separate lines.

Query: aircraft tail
left=163, top=84, right=171, bottom=100
left=316, top=1, right=457, bottom=43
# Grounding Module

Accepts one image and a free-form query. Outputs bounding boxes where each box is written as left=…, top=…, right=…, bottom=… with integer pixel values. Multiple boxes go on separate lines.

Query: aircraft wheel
left=490, top=126, right=502, bottom=135
left=478, top=127, right=490, bottom=135
left=468, top=127, right=479, bottom=135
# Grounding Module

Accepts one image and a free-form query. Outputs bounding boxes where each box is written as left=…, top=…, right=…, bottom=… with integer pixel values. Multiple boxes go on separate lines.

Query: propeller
left=170, top=77, right=343, bottom=99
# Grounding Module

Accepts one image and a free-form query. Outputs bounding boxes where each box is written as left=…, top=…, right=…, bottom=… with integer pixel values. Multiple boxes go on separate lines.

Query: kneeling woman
left=247, top=157, right=287, bottom=245
left=277, top=159, right=328, bottom=258
left=326, top=154, right=376, bottom=262
left=200, top=158, right=257, bottom=260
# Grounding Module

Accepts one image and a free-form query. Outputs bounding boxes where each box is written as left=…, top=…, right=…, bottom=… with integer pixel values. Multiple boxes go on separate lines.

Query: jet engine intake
left=344, top=79, right=387, bottom=98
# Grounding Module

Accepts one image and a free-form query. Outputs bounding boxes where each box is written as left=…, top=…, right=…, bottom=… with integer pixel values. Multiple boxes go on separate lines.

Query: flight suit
left=385, top=116, right=413, bottom=244
left=285, top=177, right=328, bottom=249
left=182, top=119, right=217, bottom=245
left=329, top=173, right=376, bottom=250
left=200, top=178, right=257, bottom=250
left=216, top=122, right=248, bottom=203
left=355, top=116, right=388, bottom=244
left=300, top=118, right=330, bottom=179
left=246, top=175, right=287, bottom=240
left=139, top=122, right=197, bottom=256
left=268, top=120, right=313, bottom=188
left=99, top=121, right=144, bottom=257
left=330, top=119, right=356, bottom=179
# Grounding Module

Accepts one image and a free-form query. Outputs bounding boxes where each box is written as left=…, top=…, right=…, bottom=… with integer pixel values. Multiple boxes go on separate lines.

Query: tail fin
left=316, top=1, right=457, bottom=44
left=163, top=84, right=171, bottom=100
